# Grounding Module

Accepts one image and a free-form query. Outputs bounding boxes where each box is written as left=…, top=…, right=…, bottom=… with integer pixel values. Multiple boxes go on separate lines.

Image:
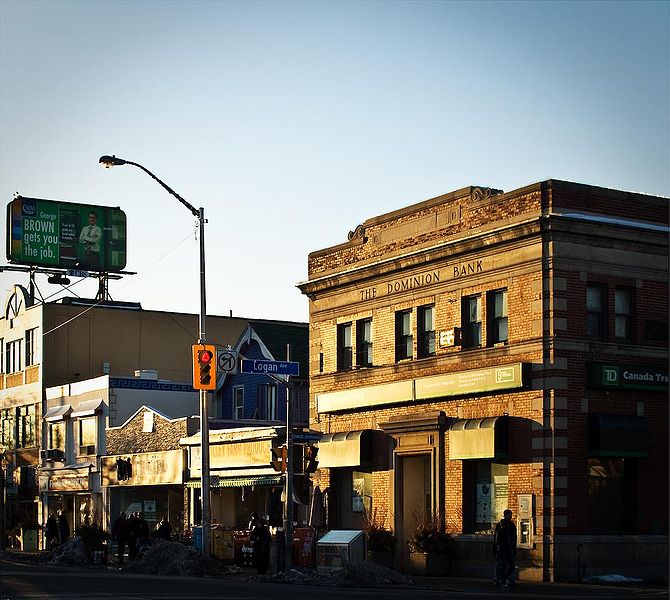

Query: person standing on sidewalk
left=493, top=509, right=517, bottom=589
left=111, top=512, right=128, bottom=564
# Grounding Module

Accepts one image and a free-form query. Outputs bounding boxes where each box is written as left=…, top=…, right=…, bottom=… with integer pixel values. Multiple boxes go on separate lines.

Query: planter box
left=367, top=550, right=394, bottom=570
left=409, top=552, right=451, bottom=576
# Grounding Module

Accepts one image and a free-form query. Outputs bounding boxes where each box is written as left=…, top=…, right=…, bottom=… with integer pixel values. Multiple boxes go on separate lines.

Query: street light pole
left=99, top=155, right=211, bottom=558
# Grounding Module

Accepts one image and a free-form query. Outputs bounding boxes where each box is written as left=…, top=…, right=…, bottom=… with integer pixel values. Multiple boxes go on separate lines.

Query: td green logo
left=602, top=365, right=620, bottom=386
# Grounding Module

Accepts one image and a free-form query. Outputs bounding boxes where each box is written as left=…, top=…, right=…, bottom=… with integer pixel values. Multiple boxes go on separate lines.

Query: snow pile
left=259, top=561, right=409, bottom=587
left=123, top=540, right=227, bottom=577
left=583, top=574, right=644, bottom=583
left=47, top=537, right=89, bottom=566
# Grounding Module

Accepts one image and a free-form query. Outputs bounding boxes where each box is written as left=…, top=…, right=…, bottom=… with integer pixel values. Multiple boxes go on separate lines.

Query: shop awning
left=449, top=416, right=508, bottom=460
left=71, top=399, right=104, bottom=418
left=44, top=404, right=72, bottom=422
left=588, top=414, right=648, bottom=457
left=186, top=474, right=283, bottom=488
left=317, top=430, right=374, bottom=468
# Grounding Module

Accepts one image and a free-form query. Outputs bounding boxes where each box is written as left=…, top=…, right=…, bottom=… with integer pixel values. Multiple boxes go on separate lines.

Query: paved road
left=1, top=556, right=667, bottom=600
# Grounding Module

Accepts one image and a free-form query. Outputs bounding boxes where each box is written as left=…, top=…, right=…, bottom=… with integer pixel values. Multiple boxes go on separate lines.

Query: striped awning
left=186, top=474, right=282, bottom=488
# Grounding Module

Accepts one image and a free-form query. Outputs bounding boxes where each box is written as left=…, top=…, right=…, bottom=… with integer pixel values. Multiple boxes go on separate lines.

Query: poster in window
left=476, top=483, right=492, bottom=523
left=352, top=476, right=365, bottom=512
left=493, top=476, right=509, bottom=522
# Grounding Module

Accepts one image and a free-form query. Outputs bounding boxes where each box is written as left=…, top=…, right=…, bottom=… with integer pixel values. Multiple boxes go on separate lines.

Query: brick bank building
left=297, top=180, right=668, bottom=582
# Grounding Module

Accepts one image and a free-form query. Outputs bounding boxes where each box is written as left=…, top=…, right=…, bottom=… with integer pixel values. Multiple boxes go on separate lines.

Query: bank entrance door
left=398, top=454, right=431, bottom=568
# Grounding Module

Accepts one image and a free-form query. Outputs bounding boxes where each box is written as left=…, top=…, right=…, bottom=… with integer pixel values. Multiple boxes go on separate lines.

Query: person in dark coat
left=126, top=512, right=139, bottom=560
left=154, top=516, right=172, bottom=541
left=250, top=518, right=271, bottom=575
left=493, top=509, right=517, bottom=589
left=45, top=513, right=58, bottom=550
left=111, top=512, right=128, bottom=564
left=57, top=510, right=69, bottom=545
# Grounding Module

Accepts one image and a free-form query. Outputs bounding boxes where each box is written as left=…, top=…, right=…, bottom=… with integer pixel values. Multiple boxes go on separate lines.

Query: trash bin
left=192, top=526, right=202, bottom=552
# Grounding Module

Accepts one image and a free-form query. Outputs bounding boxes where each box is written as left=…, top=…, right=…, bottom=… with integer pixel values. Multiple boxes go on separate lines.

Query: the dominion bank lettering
left=359, top=260, right=484, bottom=301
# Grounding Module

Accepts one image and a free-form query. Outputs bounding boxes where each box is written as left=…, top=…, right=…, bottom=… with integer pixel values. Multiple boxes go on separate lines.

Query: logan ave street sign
left=240, top=359, right=300, bottom=376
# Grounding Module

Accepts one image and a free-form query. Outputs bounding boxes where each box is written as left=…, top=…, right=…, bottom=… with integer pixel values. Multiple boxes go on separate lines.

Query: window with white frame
left=417, top=305, right=435, bottom=358
left=233, top=386, right=244, bottom=419
left=395, top=309, right=413, bottom=361
left=49, top=421, right=65, bottom=450
left=487, top=289, right=508, bottom=345
left=79, top=417, right=96, bottom=455
left=17, top=405, right=35, bottom=448
left=6, top=339, right=22, bottom=373
left=25, top=328, right=37, bottom=367
left=1, top=408, right=15, bottom=449
left=258, top=384, right=277, bottom=420
left=461, top=295, right=482, bottom=348
left=615, top=288, right=634, bottom=341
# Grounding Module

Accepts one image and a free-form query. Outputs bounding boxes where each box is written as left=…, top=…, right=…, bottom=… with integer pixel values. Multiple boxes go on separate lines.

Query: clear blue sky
left=1, top=0, right=668, bottom=327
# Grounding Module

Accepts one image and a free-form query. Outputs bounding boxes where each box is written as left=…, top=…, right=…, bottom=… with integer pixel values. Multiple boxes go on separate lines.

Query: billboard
left=6, top=196, right=127, bottom=272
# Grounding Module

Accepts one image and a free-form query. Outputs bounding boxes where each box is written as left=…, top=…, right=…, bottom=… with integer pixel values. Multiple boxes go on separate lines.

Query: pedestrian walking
left=250, top=517, right=271, bottom=575
left=126, top=512, right=139, bottom=560
left=45, top=513, right=58, bottom=550
left=493, top=509, right=517, bottom=590
left=153, top=516, right=172, bottom=541
left=57, top=510, right=69, bottom=545
left=111, top=511, right=128, bottom=564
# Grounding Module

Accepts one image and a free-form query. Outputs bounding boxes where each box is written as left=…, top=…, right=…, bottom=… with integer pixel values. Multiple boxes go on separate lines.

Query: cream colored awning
left=44, top=404, right=72, bottom=422
left=318, top=430, right=373, bottom=468
left=71, top=399, right=104, bottom=418
left=449, top=416, right=508, bottom=460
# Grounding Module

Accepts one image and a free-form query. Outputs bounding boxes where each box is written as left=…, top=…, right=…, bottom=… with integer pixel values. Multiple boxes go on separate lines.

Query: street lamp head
left=99, top=155, right=127, bottom=168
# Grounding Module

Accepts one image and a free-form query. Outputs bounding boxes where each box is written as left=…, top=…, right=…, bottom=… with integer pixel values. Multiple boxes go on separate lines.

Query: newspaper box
left=316, top=530, right=365, bottom=574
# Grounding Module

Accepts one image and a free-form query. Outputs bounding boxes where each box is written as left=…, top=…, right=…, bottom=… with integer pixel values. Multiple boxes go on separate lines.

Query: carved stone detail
left=347, top=224, right=366, bottom=241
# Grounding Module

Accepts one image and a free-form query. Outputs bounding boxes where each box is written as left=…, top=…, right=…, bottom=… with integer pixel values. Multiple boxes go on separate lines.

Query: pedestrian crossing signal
left=304, top=445, right=319, bottom=473
left=192, top=344, right=216, bottom=390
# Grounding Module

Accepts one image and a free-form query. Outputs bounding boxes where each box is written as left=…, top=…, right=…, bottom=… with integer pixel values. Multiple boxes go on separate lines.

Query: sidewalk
left=408, top=574, right=669, bottom=597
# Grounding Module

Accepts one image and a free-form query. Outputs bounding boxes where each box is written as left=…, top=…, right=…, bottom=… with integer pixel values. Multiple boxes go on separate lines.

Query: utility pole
left=284, top=344, right=293, bottom=571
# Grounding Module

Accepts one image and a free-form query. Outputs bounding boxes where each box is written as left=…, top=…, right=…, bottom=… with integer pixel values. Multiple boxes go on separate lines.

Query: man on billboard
left=78, top=210, right=103, bottom=270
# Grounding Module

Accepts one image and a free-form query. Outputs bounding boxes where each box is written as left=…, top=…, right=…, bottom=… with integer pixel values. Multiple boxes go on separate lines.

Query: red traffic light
left=199, top=349, right=213, bottom=364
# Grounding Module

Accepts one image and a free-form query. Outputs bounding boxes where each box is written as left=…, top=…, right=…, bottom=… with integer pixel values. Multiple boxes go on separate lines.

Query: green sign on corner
left=590, top=363, right=668, bottom=391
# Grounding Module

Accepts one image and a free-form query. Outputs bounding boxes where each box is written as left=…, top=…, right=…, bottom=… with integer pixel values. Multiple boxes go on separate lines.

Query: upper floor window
left=79, top=417, right=96, bottom=455
left=1, top=408, right=15, bottom=449
left=356, top=319, right=373, bottom=367
left=49, top=421, right=65, bottom=451
left=487, top=289, right=508, bottom=345
left=25, top=328, right=37, bottom=367
left=6, top=339, right=22, bottom=373
left=461, top=295, right=482, bottom=348
left=337, top=322, right=353, bottom=370
left=614, top=288, right=634, bottom=341
left=17, top=405, right=35, bottom=448
left=586, top=285, right=607, bottom=338
left=258, top=384, right=277, bottom=420
left=233, top=386, right=244, bottom=419
left=417, top=305, right=435, bottom=358
left=395, top=310, right=413, bottom=361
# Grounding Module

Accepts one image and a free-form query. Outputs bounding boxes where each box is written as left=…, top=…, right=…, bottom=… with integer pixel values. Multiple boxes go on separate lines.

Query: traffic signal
left=292, top=443, right=304, bottom=474
left=271, top=445, right=287, bottom=472
left=304, top=445, right=319, bottom=473
left=192, top=344, right=217, bottom=390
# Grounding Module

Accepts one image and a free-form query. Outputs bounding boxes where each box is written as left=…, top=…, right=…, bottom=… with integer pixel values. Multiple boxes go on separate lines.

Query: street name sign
left=240, top=359, right=300, bottom=376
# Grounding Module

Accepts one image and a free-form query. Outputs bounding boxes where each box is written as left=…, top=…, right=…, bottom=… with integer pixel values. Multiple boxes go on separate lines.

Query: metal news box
left=316, top=530, right=365, bottom=574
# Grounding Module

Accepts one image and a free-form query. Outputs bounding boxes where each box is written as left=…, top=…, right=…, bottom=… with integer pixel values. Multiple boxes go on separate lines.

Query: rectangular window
left=79, top=417, right=96, bottom=454
left=461, top=295, right=482, bottom=348
left=395, top=310, right=413, bottom=361
left=17, top=405, right=35, bottom=448
left=588, top=457, right=636, bottom=533
left=6, top=339, right=22, bottom=373
left=233, top=386, right=244, bottom=419
left=1, top=408, right=15, bottom=449
left=463, top=460, right=509, bottom=533
left=586, top=285, right=607, bottom=338
left=49, top=422, right=65, bottom=450
left=258, top=384, right=277, bottom=420
left=0, top=338, right=4, bottom=373
left=614, top=288, right=633, bottom=341
left=417, top=305, right=435, bottom=358
left=356, top=318, right=373, bottom=367
left=25, top=328, right=37, bottom=367
left=487, top=289, right=508, bottom=345
left=337, top=322, right=353, bottom=370
left=351, top=470, right=373, bottom=514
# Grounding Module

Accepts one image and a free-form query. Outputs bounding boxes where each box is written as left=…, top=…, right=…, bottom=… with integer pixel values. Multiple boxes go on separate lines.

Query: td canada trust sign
left=357, top=260, right=484, bottom=302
